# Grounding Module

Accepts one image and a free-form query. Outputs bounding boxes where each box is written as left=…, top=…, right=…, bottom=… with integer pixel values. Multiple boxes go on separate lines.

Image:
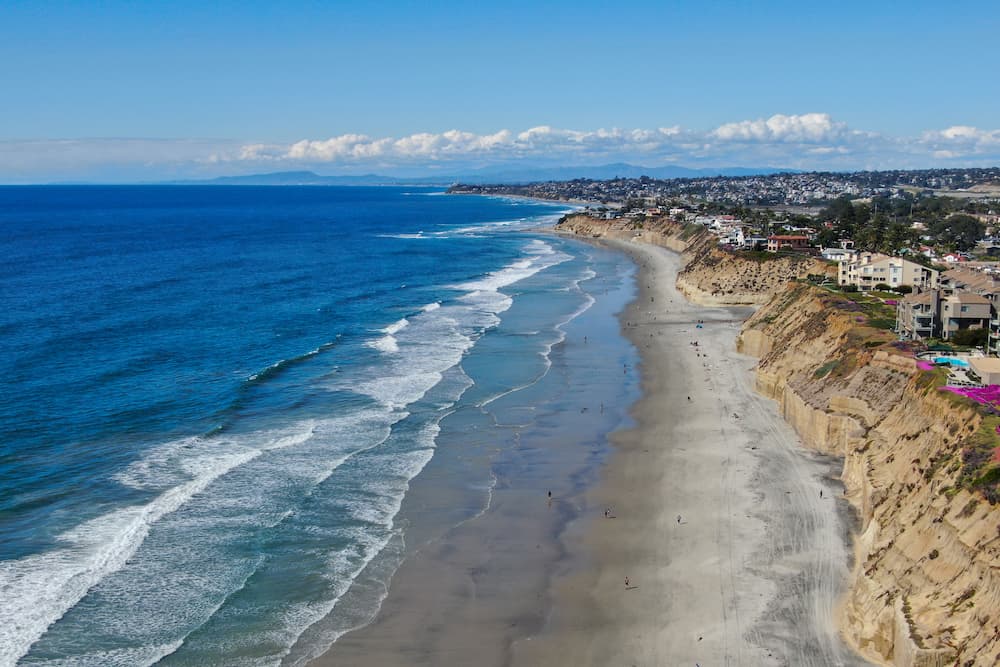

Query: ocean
left=0, top=186, right=638, bottom=666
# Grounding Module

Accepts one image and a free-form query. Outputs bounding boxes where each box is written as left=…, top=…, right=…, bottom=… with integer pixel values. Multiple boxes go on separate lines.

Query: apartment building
left=897, top=290, right=991, bottom=341
left=839, top=253, right=939, bottom=292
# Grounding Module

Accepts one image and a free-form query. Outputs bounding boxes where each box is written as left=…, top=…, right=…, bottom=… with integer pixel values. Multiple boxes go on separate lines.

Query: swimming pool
left=934, top=357, right=970, bottom=367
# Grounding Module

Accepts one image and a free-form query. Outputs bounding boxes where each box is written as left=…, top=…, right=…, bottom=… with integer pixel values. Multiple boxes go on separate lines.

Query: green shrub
left=814, top=360, right=840, bottom=378
left=952, top=328, right=988, bottom=347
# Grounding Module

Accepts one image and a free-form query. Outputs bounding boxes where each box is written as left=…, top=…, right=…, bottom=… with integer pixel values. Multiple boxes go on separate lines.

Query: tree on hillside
left=882, top=220, right=914, bottom=254
left=929, top=214, right=985, bottom=251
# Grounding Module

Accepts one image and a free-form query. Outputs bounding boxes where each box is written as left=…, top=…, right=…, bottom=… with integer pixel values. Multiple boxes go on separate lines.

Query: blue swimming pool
left=934, top=357, right=970, bottom=367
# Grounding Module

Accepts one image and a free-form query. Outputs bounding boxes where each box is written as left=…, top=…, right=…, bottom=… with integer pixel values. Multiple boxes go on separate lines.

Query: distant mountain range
left=164, top=164, right=794, bottom=187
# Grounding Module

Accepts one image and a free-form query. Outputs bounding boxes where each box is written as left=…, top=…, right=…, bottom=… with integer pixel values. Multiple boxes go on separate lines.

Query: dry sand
left=512, top=240, right=870, bottom=666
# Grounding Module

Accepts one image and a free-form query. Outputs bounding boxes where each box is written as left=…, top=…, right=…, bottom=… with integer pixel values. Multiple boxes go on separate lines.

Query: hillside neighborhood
left=455, top=168, right=1000, bottom=382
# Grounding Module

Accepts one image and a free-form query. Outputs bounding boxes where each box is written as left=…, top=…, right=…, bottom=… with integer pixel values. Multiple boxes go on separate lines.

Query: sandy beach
left=513, top=239, right=869, bottom=666
left=312, top=238, right=869, bottom=666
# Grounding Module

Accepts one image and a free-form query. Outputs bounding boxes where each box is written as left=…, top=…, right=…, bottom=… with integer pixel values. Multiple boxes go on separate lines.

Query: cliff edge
left=558, top=213, right=1000, bottom=664
left=739, top=284, right=1000, bottom=666
left=555, top=213, right=829, bottom=306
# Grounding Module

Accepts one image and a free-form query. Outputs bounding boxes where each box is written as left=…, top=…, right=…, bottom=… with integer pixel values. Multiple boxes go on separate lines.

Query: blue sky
left=1, top=0, right=998, bottom=181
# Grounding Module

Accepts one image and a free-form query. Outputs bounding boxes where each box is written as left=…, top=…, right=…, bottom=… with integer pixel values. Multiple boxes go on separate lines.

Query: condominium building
left=839, top=253, right=939, bottom=292
left=896, top=290, right=991, bottom=341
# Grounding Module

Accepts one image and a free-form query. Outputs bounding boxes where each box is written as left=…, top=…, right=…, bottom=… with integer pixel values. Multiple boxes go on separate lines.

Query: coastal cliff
left=555, top=213, right=828, bottom=306
left=738, top=285, right=1000, bottom=666
left=556, top=212, right=1000, bottom=664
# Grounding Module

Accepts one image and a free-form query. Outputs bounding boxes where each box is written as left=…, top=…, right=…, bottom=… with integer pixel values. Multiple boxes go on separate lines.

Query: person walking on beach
left=624, top=576, right=630, bottom=589
left=677, top=514, right=681, bottom=524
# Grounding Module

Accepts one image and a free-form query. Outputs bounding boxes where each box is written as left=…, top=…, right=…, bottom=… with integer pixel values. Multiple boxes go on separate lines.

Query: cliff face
left=554, top=213, right=692, bottom=253
left=555, top=214, right=829, bottom=306
left=675, top=234, right=827, bottom=306
left=739, top=285, right=1000, bottom=667
left=560, top=212, right=1000, bottom=663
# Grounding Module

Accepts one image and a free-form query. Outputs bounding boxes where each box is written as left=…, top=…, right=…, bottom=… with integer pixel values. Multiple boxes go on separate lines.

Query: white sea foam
left=364, top=318, right=410, bottom=354
left=382, top=318, right=409, bottom=335
left=0, top=411, right=412, bottom=665
left=0, top=447, right=259, bottom=665
left=365, top=335, right=399, bottom=354
left=8, top=238, right=574, bottom=665
left=349, top=240, right=569, bottom=413
left=273, top=422, right=441, bottom=666
left=453, top=239, right=567, bottom=293
left=23, top=639, right=185, bottom=667
left=480, top=262, right=598, bottom=409
left=378, top=214, right=558, bottom=240
left=375, top=233, right=427, bottom=239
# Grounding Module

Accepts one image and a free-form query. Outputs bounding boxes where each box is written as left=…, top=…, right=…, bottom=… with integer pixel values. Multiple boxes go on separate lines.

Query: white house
left=838, top=253, right=940, bottom=292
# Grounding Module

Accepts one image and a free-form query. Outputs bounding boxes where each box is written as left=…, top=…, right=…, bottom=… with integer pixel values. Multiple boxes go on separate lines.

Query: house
left=896, top=290, right=991, bottom=341
left=718, top=227, right=745, bottom=247
left=766, top=235, right=811, bottom=253
left=821, top=247, right=858, bottom=262
left=838, top=253, right=939, bottom=292
left=896, top=291, right=938, bottom=340
left=940, top=292, right=991, bottom=339
left=969, top=357, right=1000, bottom=385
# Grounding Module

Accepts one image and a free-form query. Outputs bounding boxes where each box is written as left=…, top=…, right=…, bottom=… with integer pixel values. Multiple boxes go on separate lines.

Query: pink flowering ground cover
left=917, top=361, right=936, bottom=371
left=940, top=384, right=1000, bottom=411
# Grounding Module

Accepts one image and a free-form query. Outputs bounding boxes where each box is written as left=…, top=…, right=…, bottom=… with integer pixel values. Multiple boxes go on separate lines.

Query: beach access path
left=512, top=239, right=871, bottom=666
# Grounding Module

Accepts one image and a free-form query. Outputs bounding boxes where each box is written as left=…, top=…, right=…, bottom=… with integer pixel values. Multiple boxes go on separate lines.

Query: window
left=961, top=306, right=969, bottom=312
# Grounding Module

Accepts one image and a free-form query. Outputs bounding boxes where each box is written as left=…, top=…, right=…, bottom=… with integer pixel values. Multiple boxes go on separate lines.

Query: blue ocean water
left=0, top=186, right=637, bottom=666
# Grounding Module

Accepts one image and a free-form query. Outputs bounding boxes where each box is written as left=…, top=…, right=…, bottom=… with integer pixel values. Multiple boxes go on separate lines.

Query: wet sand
left=310, top=238, right=869, bottom=666
left=512, top=240, right=869, bottom=666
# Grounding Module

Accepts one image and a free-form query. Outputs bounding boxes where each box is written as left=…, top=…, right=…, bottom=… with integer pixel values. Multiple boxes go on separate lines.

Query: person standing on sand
left=624, top=576, right=630, bottom=589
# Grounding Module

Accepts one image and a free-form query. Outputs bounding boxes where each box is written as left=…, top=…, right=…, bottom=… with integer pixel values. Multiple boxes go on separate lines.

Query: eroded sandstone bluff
left=741, top=285, right=1000, bottom=667
left=554, top=213, right=825, bottom=304
left=556, top=213, right=1000, bottom=666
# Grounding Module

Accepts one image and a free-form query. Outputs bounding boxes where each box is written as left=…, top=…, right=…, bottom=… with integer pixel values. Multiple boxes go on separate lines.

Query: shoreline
left=513, top=237, right=869, bottom=665
left=307, top=231, right=869, bottom=666
left=448, top=189, right=611, bottom=209
left=307, top=234, right=640, bottom=666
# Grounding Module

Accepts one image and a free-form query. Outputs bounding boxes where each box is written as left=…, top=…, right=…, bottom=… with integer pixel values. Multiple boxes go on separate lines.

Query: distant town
left=453, top=166, right=1000, bottom=364
left=449, top=166, right=1000, bottom=207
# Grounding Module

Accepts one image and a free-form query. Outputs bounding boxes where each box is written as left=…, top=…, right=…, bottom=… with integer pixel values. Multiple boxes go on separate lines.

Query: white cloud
left=233, top=125, right=697, bottom=165
left=920, top=125, right=1000, bottom=152
left=3, top=115, right=1000, bottom=182
left=710, top=113, right=852, bottom=143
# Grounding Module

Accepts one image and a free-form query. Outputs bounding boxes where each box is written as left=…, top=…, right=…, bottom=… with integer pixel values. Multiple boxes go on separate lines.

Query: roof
left=901, top=292, right=933, bottom=305
left=948, top=292, right=992, bottom=305
left=942, top=267, right=1000, bottom=295
left=969, top=357, right=1000, bottom=374
left=768, top=235, right=809, bottom=241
